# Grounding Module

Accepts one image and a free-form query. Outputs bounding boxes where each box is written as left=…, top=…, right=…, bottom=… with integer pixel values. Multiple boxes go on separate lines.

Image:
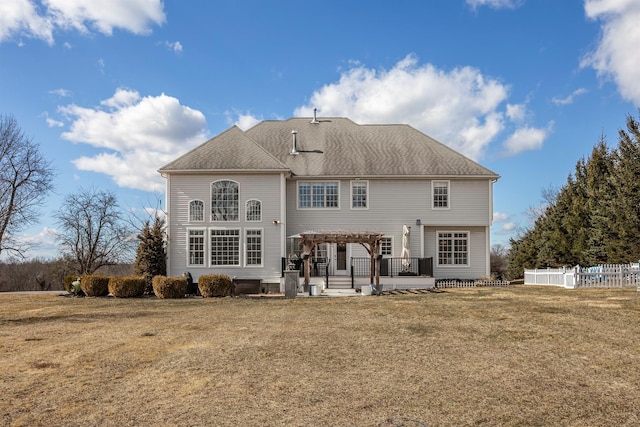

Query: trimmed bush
left=198, top=274, right=234, bottom=298
left=152, top=275, right=187, bottom=299
left=80, top=275, right=110, bottom=297
left=108, top=276, right=146, bottom=298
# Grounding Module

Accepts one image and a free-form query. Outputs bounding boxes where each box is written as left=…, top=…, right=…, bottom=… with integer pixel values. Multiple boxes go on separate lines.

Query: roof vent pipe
left=311, top=108, right=319, bottom=124
left=291, top=130, right=299, bottom=155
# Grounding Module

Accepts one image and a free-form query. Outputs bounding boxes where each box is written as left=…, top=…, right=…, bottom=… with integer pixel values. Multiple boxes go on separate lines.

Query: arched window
left=189, top=200, right=204, bottom=222
left=246, top=199, right=262, bottom=222
left=211, top=180, right=239, bottom=221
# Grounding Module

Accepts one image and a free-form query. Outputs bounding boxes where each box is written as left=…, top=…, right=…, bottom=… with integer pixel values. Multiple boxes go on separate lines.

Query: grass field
left=1, top=286, right=640, bottom=426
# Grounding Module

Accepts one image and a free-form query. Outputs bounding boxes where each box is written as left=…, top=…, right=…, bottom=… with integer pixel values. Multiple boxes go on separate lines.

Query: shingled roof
left=159, top=117, right=499, bottom=179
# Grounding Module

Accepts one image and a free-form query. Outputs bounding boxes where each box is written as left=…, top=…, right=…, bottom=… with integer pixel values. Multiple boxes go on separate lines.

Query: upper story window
left=437, top=231, right=468, bottom=266
left=189, top=200, right=204, bottom=222
left=246, top=199, right=262, bottom=222
left=298, top=181, right=339, bottom=209
left=351, top=181, right=368, bottom=209
left=211, top=180, right=239, bottom=221
left=432, top=181, right=450, bottom=209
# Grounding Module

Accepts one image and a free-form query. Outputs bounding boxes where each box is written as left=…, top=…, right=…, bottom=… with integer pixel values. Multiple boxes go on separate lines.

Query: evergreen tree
left=134, top=216, right=167, bottom=290
left=612, top=113, right=640, bottom=262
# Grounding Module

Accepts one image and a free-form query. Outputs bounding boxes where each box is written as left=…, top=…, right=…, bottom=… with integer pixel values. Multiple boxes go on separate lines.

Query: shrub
left=108, top=276, right=146, bottom=298
left=80, top=275, right=110, bottom=297
left=198, top=274, right=234, bottom=298
left=152, top=275, right=187, bottom=299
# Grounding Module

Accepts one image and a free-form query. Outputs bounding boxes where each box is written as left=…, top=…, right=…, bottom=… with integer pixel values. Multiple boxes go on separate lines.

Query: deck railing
left=350, top=257, right=433, bottom=278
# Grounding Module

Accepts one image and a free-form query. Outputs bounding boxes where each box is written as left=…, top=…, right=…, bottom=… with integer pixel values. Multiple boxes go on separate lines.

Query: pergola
left=298, top=231, right=385, bottom=294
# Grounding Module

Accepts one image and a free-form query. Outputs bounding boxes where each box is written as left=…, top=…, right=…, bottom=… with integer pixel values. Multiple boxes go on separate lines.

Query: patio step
left=326, top=276, right=353, bottom=289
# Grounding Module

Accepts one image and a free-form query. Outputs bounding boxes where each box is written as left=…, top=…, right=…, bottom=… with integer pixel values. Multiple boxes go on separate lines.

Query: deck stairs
left=325, top=276, right=353, bottom=290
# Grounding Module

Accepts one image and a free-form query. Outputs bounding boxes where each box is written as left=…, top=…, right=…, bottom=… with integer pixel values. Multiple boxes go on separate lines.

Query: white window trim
left=244, top=228, right=264, bottom=268
left=188, top=199, right=205, bottom=222
left=380, top=236, right=393, bottom=257
left=209, top=227, right=241, bottom=267
left=432, top=180, right=451, bottom=210
left=350, top=180, right=369, bottom=210
left=436, top=230, right=470, bottom=267
left=245, top=199, right=263, bottom=222
left=296, top=181, right=341, bottom=210
left=210, top=179, right=241, bottom=222
left=186, top=227, right=207, bottom=267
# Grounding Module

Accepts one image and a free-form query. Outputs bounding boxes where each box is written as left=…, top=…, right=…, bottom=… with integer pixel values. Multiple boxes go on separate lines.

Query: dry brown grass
left=1, top=286, right=640, bottom=426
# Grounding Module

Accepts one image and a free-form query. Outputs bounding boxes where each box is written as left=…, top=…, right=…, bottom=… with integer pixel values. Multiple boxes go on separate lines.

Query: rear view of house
left=158, top=115, right=499, bottom=291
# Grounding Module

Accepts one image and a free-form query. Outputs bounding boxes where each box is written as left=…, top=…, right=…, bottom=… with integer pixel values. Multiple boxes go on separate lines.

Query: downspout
left=163, top=173, right=170, bottom=276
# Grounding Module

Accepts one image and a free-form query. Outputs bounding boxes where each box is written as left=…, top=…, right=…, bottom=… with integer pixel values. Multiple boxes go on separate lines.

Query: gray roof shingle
left=160, top=117, right=499, bottom=179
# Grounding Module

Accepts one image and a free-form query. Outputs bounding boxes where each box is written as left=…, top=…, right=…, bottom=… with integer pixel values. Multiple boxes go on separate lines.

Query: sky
left=1, top=0, right=639, bottom=260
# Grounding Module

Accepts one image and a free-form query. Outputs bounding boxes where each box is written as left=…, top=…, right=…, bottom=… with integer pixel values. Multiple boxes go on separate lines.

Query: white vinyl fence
left=524, top=263, right=640, bottom=289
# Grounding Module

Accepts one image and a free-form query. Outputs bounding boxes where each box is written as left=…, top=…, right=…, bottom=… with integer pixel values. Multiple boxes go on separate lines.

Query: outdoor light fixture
left=273, top=220, right=281, bottom=225
left=416, top=219, right=422, bottom=226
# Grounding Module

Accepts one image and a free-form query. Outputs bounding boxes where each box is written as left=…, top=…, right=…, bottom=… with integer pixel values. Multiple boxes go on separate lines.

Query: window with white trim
left=298, top=182, right=339, bottom=208
left=432, top=181, right=449, bottom=209
left=246, top=199, right=262, bottom=222
left=211, top=180, right=239, bottom=221
left=351, top=181, right=368, bottom=209
left=210, top=229, right=240, bottom=266
left=380, top=237, right=392, bottom=256
left=188, top=229, right=205, bottom=266
left=437, top=231, right=468, bottom=266
left=245, top=229, right=263, bottom=266
left=189, top=200, right=204, bottom=222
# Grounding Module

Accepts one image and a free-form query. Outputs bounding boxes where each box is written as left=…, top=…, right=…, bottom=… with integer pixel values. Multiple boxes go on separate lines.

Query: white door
left=334, top=243, right=348, bottom=275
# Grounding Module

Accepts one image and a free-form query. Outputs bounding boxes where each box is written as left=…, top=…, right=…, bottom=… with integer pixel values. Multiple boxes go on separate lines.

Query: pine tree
left=134, top=216, right=167, bottom=291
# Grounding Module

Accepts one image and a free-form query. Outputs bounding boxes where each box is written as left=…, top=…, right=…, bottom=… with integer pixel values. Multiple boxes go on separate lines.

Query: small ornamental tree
left=134, top=216, right=166, bottom=293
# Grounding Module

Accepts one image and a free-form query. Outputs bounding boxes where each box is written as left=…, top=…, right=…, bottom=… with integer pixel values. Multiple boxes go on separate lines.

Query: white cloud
left=502, top=123, right=553, bottom=156
left=466, top=0, right=524, bottom=10
left=49, top=88, right=71, bottom=97
left=552, top=88, right=588, bottom=105
left=0, top=0, right=165, bottom=44
left=493, top=212, right=510, bottom=223
left=232, top=113, right=262, bottom=131
left=582, top=0, right=640, bottom=105
left=0, top=0, right=54, bottom=44
left=505, top=103, right=526, bottom=122
left=163, top=40, right=183, bottom=53
left=295, top=54, right=514, bottom=160
left=58, top=89, right=207, bottom=192
left=501, top=222, right=517, bottom=232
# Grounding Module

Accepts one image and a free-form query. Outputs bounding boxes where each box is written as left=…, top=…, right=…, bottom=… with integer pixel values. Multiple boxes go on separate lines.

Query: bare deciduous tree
left=55, top=187, right=135, bottom=274
left=0, top=114, right=55, bottom=258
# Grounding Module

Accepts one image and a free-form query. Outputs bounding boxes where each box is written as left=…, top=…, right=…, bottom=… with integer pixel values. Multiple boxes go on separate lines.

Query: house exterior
left=158, top=116, right=500, bottom=290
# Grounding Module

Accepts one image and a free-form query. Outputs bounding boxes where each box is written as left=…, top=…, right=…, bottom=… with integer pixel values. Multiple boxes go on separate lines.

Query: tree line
left=508, top=111, right=640, bottom=278
left=0, top=114, right=165, bottom=291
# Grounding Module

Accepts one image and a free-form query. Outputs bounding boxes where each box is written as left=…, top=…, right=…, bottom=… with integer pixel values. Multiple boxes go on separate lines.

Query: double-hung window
left=298, top=182, right=339, bottom=209
left=432, top=181, right=449, bottom=209
left=211, top=180, right=239, bottom=221
left=188, top=229, right=205, bottom=266
left=210, top=229, right=240, bottom=266
left=351, top=181, right=368, bottom=209
left=380, top=237, right=392, bottom=256
left=437, top=231, right=468, bottom=266
left=245, top=229, right=263, bottom=266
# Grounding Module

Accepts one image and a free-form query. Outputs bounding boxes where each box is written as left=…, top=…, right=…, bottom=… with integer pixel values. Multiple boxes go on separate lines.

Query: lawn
left=1, top=286, right=639, bottom=426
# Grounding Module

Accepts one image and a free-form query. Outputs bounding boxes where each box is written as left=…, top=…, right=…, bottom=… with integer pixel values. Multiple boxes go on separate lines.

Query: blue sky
left=1, top=0, right=639, bottom=259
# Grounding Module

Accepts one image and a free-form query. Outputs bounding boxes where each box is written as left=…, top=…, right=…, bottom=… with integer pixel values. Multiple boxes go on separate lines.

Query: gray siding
left=285, top=178, right=491, bottom=278
left=166, top=173, right=284, bottom=283
left=424, top=226, right=488, bottom=279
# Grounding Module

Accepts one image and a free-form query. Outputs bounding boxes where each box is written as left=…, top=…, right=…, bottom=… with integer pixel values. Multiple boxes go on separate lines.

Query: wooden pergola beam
left=298, top=231, right=384, bottom=293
